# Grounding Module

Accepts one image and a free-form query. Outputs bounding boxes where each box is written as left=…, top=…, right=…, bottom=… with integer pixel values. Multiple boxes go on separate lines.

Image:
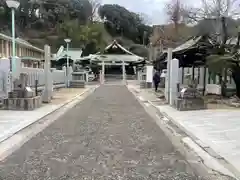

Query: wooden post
left=192, top=65, right=195, bottom=80
left=181, top=67, right=184, bottom=84
left=203, top=65, right=207, bottom=96
left=35, top=79, right=38, bottom=96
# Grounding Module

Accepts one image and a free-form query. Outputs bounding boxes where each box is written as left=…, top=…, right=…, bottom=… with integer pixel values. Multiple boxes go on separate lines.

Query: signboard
left=146, top=65, right=153, bottom=82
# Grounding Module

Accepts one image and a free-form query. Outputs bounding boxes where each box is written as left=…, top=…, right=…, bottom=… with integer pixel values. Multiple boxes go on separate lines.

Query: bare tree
left=164, top=0, right=190, bottom=45
left=166, top=0, right=240, bottom=26
left=138, top=12, right=152, bottom=25
left=166, top=0, right=240, bottom=97
left=89, top=0, right=101, bottom=22
left=166, top=0, right=182, bottom=28
left=167, top=0, right=240, bottom=44
left=183, top=0, right=240, bottom=21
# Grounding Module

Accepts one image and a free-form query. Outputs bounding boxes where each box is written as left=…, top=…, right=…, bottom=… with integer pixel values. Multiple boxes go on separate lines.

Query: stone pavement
left=127, top=83, right=240, bottom=179
left=0, top=85, right=221, bottom=179
left=0, top=87, right=92, bottom=143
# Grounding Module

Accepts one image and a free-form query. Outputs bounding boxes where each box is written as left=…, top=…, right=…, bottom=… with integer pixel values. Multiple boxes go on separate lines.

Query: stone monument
left=176, top=87, right=206, bottom=111
left=3, top=73, right=42, bottom=110
left=42, top=45, right=53, bottom=103
left=164, top=48, right=206, bottom=111
left=175, top=74, right=206, bottom=111
left=140, top=65, right=153, bottom=89
left=0, top=58, right=11, bottom=99
left=1, top=55, right=41, bottom=110
left=169, top=58, right=179, bottom=106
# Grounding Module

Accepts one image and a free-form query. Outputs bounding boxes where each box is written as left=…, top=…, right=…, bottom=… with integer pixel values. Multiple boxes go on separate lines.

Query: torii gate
left=89, top=40, right=144, bottom=84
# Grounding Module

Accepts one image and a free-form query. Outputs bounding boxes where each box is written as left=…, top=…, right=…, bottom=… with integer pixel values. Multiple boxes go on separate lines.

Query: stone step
left=140, top=81, right=152, bottom=89
left=69, top=80, right=85, bottom=88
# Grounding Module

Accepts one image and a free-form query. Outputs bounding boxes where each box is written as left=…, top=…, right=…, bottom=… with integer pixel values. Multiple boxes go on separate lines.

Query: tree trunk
left=221, top=68, right=228, bottom=97
left=232, top=67, right=240, bottom=98
left=231, top=29, right=240, bottom=97
left=221, top=17, right=227, bottom=45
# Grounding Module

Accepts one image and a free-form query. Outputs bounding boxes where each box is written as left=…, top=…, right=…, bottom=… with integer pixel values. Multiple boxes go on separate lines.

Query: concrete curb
left=147, top=100, right=240, bottom=179
left=127, top=85, right=239, bottom=180
left=0, top=86, right=99, bottom=144
left=145, top=99, right=240, bottom=180
left=30, top=85, right=99, bottom=126
left=127, top=86, right=213, bottom=178
left=0, top=85, right=99, bottom=161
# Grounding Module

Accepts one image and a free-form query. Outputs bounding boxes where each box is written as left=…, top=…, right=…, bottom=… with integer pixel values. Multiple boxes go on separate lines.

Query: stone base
left=159, top=83, right=165, bottom=88
left=140, top=81, right=145, bottom=89
left=3, top=96, right=42, bottom=111
left=175, top=98, right=206, bottom=111
left=146, top=82, right=152, bottom=88
left=159, top=78, right=165, bottom=88
left=70, top=80, right=85, bottom=88
left=140, top=81, right=152, bottom=89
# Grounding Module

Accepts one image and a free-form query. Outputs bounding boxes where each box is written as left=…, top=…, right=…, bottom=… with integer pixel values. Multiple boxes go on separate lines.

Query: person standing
left=153, top=71, right=160, bottom=92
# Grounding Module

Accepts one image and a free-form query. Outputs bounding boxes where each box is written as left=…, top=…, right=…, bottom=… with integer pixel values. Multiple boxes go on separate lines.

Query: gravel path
left=0, top=85, right=229, bottom=179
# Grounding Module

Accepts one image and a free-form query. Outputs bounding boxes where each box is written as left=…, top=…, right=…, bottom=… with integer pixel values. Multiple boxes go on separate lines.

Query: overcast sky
left=101, top=0, right=202, bottom=25
left=101, top=0, right=170, bottom=25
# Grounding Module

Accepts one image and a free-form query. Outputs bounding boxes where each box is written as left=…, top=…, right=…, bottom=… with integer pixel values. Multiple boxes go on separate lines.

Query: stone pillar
left=42, top=45, right=53, bottom=103
left=146, top=65, right=153, bottom=88
left=0, top=59, right=11, bottom=95
left=62, top=66, right=67, bottom=87
left=99, top=70, right=102, bottom=84
left=205, top=68, right=209, bottom=84
left=122, top=60, right=126, bottom=84
left=137, top=70, right=140, bottom=82
left=101, top=60, right=105, bottom=84
left=133, top=66, right=136, bottom=75
left=178, top=67, right=183, bottom=84
left=65, top=63, right=69, bottom=87
left=68, top=66, right=73, bottom=83
left=165, top=48, right=172, bottom=103
left=86, top=72, right=89, bottom=82
left=199, top=67, right=205, bottom=89
left=169, top=58, right=179, bottom=106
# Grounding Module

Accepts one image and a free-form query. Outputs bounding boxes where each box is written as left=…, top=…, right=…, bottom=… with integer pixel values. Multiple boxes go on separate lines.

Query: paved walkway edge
left=152, top=104, right=240, bottom=180
left=0, top=87, right=95, bottom=144
left=0, top=86, right=99, bottom=161
left=127, top=85, right=239, bottom=180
